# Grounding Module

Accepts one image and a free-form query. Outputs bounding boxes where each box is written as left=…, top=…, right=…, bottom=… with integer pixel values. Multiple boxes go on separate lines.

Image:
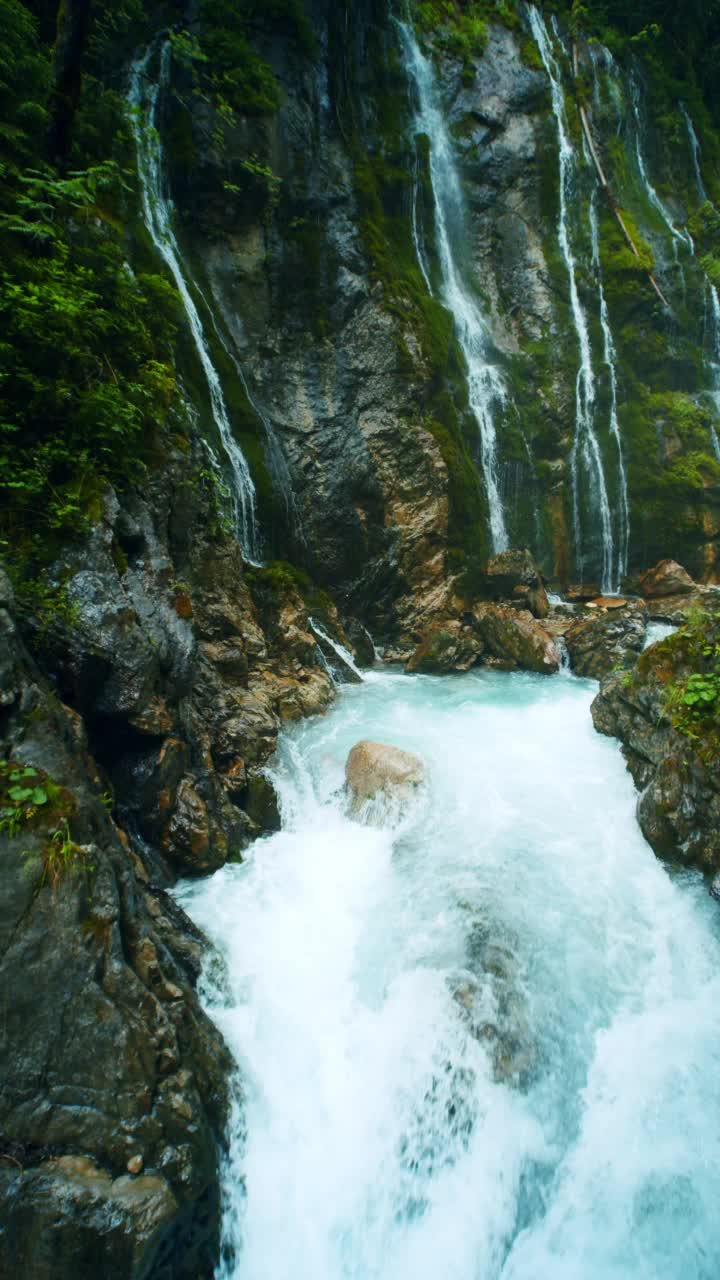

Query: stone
left=405, top=621, right=484, bottom=674
left=473, top=604, right=560, bottom=674
left=345, top=741, right=425, bottom=815
left=473, top=548, right=550, bottom=619
left=565, top=606, right=647, bottom=680
left=639, top=560, right=695, bottom=599
left=127, top=1155, right=144, bottom=1176
left=565, top=583, right=601, bottom=602
left=589, top=596, right=630, bottom=609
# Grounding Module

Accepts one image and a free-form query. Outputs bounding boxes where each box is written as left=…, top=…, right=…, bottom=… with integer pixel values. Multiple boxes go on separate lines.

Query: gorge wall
left=2, top=0, right=720, bottom=1275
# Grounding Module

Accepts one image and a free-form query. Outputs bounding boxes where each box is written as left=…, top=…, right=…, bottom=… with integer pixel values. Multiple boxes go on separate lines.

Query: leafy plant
left=43, top=821, right=92, bottom=889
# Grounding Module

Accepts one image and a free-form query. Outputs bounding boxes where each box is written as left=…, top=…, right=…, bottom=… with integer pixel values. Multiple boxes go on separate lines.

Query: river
left=177, top=665, right=720, bottom=1279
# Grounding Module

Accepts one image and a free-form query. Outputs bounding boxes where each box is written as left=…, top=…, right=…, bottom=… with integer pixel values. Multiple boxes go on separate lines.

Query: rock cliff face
left=592, top=611, right=720, bottom=872
left=0, top=438, right=348, bottom=1276
left=162, top=1, right=720, bottom=600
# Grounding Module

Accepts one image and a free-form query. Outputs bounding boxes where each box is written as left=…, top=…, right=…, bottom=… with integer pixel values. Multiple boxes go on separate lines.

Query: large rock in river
left=474, top=548, right=550, bottom=619
left=345, top=741, right=425, bottom=818
left=639, top=559, right=695, bottom=599
left=565, top=606, right=647, bottom=680
left=405, top=621, right=484, bottom=674
left=473, top=604, right=560, bottom=674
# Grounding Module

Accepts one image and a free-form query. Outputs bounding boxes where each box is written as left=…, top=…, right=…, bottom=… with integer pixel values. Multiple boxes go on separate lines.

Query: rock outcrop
left=473, top=549, right=550, bottom=619
left=564, top=605, right=647, bottom=680
left=639, top=559, right=696, bottom=599
left=473, top=604, right=560, bottom=674
left=0, top=569, right=232, bottom=1278
left=592, top=613, right=720, bottom=872
left=405, top=621, right=484, bottom=674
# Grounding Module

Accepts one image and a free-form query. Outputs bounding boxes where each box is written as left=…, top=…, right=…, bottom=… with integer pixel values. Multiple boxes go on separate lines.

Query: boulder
left=405, top=621, right=484, bottom=674
left=639, top=559, right=695, bottom=599
left=474, top=548, right=549, bottom=619
left=345, top=740, right=425, bottom=817
left=564, top=606, right=647, bottom=680
left=473, top=604, right=560, bottom=674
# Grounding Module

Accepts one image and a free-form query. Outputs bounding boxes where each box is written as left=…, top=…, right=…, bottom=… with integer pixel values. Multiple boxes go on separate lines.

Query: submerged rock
left=639, top=560, right=696, bottom=599
left=565, top=606, right=647, bottom=680
left=345, top=740, right=425, bottom=818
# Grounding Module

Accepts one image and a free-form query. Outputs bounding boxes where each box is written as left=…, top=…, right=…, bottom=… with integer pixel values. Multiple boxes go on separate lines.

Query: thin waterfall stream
left=177, top=665, right=720, bottom=1279
left=128, top=43, right=260, bottom=562
left=398, top=21, right=509, bottom=554
left=589, top=194, right=630, bottom=586
left=528, top=8, right=615, bottom=592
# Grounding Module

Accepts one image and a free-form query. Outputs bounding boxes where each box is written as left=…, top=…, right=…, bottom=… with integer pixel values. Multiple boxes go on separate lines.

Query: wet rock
left=639, top=560, right=696, bottom=599
left=565, top=606, right=647, bottom=680
left=710, top=874, right=720, bottom=902
left=345, top=740, right=425, bottom=816
left=473, top=604, right=560, bottom=674
left=473, top=548, right=549, bottom=619
left=405, top=621, right=484, bottom=674
left=344, top=619, right=377, bottom=667
left=592, top=624, right=720, bottom=872
left=243, top=771, right=281, bottom=833
left=0, top=598, right=232, bottom=1279
left=565, top=583, right=602, bottom=603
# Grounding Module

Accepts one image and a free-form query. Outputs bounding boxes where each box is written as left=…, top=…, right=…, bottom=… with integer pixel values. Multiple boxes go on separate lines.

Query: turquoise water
left=177, top=667, right=720, bottom=1279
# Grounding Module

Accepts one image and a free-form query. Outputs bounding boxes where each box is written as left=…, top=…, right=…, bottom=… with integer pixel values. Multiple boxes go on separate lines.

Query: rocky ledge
left=592, top=602, right=720, bottom=875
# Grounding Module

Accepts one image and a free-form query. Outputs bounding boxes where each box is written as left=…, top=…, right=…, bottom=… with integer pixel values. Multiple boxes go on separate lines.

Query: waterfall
left=680, top=104, right=708, bottom=203
left=590, top=195, right=630, bottom=588
left=397, top=21, right=509, bottom=554
left=630, top=77, right=694, bottom=257
left=127, top=43, right=260, bottom=562
left=411, top=148, right=434, bottom=295
left=528, top=8, right=614, bottom=591
left=309, top=617, right=363, bottom=683
left=703, top=281, right=720, bottom=458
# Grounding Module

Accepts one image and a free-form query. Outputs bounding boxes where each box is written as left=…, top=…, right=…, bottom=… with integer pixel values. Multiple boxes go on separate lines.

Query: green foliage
left=0, top=761, right=49, bottom=838
left=414, top=0, right=489, bottom=65
left=652, top=609, right=720, bottom=760
left=0, top=759, right=85, bottom=888
left=43, top=821, right=92, bottom=889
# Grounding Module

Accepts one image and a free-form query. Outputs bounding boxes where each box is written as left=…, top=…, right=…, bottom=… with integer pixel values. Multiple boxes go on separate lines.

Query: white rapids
left=177, top=665, right=720, bottom=1280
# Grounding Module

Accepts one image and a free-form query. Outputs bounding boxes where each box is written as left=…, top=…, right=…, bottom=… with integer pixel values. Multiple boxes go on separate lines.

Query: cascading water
left=630, top=77, right=694, bottom=258
left=528, top=8, right=614, bottom=591
left=411, top=148, right=434, bottom=295
left=128, top=43, right=260, bottom=561
left=397, top=21, right=509, bottom=554
left=703, top=281, right=720, bottom=460
left=309, top=617, right=364, bottom=683
left=178, top=666, right=720, bottom=1279
left=589, top=195, right=630, bottom=587
left=681, top=104, right=708, bottom=204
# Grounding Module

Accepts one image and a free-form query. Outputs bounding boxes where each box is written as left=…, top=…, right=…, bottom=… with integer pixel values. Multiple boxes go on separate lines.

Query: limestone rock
left=405, top=621, right=484, bottom=674
left=565, top=606, right=647, bottom=680
left=473, top=604, right=560, bottom=674
left=639, top=560, right=695, bottom=599
left=473, top=548, right=549, bottom=619
left=345, top=740, right=425, bottom=817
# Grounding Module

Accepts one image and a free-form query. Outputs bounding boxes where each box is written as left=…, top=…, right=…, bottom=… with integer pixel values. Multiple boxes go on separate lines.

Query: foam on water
left=177, top=667, right=720, bottom=1280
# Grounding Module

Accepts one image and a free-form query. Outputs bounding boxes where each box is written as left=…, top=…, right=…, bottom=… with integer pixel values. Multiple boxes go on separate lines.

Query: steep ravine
left=2, top=1, right=720, bottom=1276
